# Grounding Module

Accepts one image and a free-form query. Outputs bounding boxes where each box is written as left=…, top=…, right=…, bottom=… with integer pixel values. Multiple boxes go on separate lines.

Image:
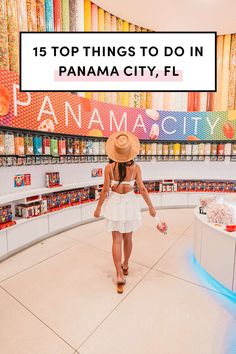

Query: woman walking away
left=94, top=132, right=167, bottom=294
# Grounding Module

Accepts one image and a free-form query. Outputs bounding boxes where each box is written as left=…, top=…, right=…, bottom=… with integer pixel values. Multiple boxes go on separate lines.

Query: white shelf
left=0, top=179, right=103, bottom=204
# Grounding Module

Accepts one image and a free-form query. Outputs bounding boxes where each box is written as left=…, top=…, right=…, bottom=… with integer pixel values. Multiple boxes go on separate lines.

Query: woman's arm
left=135, top=164, right=156, bottom=217
left=94, top=164, right=111, bottom=218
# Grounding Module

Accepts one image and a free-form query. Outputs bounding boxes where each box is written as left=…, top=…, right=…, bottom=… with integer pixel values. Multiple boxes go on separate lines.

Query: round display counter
left=194, top=207, right=236, bottom=294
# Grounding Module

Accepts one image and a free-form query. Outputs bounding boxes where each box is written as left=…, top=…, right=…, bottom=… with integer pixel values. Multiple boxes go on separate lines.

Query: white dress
left=103, top=164, right=141, bottom=233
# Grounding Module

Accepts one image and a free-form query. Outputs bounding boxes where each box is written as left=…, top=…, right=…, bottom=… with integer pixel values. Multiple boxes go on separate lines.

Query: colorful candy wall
left=0, top=0, right=235, bottom=112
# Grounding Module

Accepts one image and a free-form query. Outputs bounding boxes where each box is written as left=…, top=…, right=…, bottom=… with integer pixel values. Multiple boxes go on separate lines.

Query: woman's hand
left=149, top=206, right=156, bottom=217
left=94, top=207, right=101, bottom=218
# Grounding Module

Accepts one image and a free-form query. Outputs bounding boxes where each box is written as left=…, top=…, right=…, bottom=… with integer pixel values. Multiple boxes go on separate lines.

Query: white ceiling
left=92, top=0, right=236, bottom=35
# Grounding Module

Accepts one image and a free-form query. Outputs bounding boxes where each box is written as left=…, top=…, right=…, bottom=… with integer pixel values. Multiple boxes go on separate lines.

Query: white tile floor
left=0, top=208, right=236, bottom=354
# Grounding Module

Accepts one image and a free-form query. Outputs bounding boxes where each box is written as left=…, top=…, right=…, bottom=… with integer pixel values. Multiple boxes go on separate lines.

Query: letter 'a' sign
left=20, top=32, right=216, bottom=92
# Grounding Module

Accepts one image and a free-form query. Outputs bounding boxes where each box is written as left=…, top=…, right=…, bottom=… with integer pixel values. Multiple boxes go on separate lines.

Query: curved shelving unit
left=1, top=191, right=236, bottom=262
left=194, top=208, right=236, bottom=294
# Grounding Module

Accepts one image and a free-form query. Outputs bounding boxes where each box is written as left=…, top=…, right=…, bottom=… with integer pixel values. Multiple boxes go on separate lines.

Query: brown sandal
left=116, top=280, right=126, bottom=294
left=121, top=265, right=129, bottom=276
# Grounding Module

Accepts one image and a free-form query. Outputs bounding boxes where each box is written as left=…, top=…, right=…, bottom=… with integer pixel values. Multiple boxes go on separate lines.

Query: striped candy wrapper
left=17, top=0, right=28, bottom=31
left=0, top=0, right=9, bottom=69
left=45, top=0, right=54, bottom=31
left=26, top=0, right=37, bottom=31
left=53, top=0, right=61, bottom=31
left=7, top=0, right=19, bottom=72
left=228, top=34, right=236, bottom=110
left=36, top=0, right=46, bottom=31
left=61, top=0, right=69, bottom=31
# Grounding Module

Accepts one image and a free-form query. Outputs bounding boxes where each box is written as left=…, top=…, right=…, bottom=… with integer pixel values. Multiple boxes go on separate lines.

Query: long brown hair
left=109, top=159, right=134, bottom=185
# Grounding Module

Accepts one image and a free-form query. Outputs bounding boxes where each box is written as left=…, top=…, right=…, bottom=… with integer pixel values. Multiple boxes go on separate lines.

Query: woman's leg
left=123, top=232, right=133, bottom=269
left=112, top=231, right=124, bottom=282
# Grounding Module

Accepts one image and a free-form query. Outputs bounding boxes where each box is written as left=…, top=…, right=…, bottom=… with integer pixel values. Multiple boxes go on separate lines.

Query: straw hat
left=106, top=131, right=140, bottom=162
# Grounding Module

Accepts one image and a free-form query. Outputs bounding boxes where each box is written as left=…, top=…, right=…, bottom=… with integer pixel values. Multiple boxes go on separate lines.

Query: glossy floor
left=0, top=208, right=236, bottom=354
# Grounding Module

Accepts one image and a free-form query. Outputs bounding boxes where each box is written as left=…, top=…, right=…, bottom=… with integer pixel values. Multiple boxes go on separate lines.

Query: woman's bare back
left=110, top=162, right=136, bottom=194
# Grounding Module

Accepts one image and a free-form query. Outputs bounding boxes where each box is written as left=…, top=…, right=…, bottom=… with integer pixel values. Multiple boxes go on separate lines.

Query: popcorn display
left=207, top=202, right=234, bottom=225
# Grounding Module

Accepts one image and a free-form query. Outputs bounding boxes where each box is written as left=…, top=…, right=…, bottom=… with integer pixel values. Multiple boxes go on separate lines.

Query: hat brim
left=106, top=132, right=140, bottom=162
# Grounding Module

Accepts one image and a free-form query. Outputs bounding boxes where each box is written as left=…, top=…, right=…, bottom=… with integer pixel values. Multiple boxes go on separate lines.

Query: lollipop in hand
left=155, top=216, right=168, bottom=235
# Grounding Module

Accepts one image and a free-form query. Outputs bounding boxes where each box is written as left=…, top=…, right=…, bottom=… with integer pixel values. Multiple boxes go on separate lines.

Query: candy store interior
left=1, top=0, right=236, bottom=353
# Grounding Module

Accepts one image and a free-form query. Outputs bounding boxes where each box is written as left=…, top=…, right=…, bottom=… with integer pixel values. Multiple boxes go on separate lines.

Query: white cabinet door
left=81, top=203, right=96, bottom=222
left=0, top=230, right=7, bottom=257
left=48, top=206, right=82, bottom=233
left=7, top=216, right=48, bottom=252
left=162, top=193, right=188, bottom=207
left=201, top=224, right=236, bottom=291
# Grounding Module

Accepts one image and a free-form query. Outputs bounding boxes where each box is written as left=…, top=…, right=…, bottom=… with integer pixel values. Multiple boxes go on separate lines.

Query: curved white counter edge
left=1, top=191, right=236, bottom=263
left=194, top=207, right=236, bottom=294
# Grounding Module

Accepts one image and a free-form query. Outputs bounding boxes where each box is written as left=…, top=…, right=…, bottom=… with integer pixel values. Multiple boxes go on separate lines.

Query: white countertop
left=194, top=207, right=236, bottom=240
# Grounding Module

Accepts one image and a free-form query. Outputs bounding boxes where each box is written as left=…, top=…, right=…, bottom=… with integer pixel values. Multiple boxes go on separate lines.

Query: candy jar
left=58, top=137, right=66, bottom=155
left=5, top=132, right=15, bottom=155
left=33, top=135, right=43, bottom=155
left=15, top=133, right=25, bottom=155
left=93, top=140, right=100, bottom=155
left=0, top=131, right=5, bottom=154
left=25, top=134, right=34, bottom=155
left=66, top=138, right=74, bottom=155
left=99, top=140, right=106, bottom=155
left=42, top=136, right=51, bottom=155
left=73, top=139, right=80, bottom=155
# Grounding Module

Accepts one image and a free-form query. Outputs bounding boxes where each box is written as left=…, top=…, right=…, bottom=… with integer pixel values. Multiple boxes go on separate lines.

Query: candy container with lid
left=50, top=137, right=58, bottom=156
left=15, top=133, right=25, bottom=155
left=225, top=143, right=232, bottom=156
left=173, top=143, right=180, bottom=155
left=205, top=143, right=211, bottom=156
left=86, top=140, right=93, bottom=155
left=73, top=139, right=80, bottom=155
left=157, top=143, right=162, bottom=155
left=99, top=140, right=106, bottom=155
left=25, top=135, right=34, bottom=155
left=79, top=139, right=86, bottom=155
left=185, top=144, right=192, bottom=160
left=66, top=138, right=74, bottom=155
left=211, top=143, right=217, bottom=155
left=92, top=140, right=100, bottom=155
left=5, top=132, right=15, bottom=155
left=169, top=144, right=174, bottom=155
left=42, top=136, right=50, bottom=155
left=151, top=143, right=157, bottom=155
left=0, top=131, right=5, bottom=154
left=139, top=143, right=146, bottom=155
left=58, top=137, right=66, bottom=155
left=211, top=143, right=217, bottom=161
left=34, top=136, right=42, bottom=155
left=163, top=144, right=168, bottom=155
left=145, top=143, right=152, bottom=155
left=217, top=144, right=224, bottom=155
